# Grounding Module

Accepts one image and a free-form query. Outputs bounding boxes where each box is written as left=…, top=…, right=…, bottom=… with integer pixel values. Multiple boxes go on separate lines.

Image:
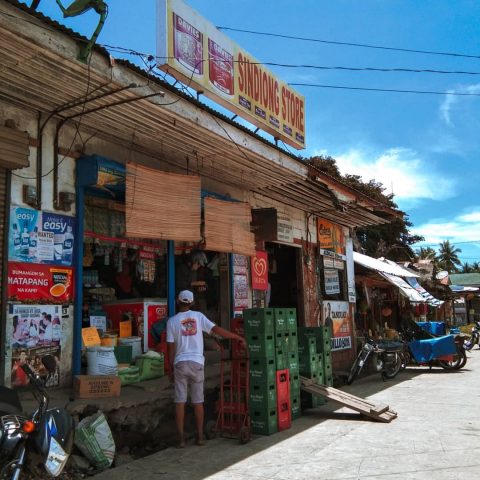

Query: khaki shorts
left=174, top=361, right=205, bottom=404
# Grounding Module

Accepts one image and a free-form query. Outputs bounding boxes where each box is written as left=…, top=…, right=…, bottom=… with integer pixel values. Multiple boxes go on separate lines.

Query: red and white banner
left=251, top=251, right=268, bottom=291
left=7, top=262, right=74, bottom=303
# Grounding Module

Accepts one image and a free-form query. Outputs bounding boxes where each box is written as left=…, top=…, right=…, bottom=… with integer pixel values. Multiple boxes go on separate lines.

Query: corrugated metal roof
left=353, top=251, right=420, bottom=277
left=449, top=273, right=480, bottom=286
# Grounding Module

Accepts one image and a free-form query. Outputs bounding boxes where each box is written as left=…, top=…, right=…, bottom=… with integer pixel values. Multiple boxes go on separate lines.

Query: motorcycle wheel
left=464, top=338, right=475, bottom=351
left=382, top=353, right=402, bottom=380
left=400, top=351, right=410, bottom=370
left=439, top=347, right=466, bottom=370
left=347, top=353, right=366, bottom=385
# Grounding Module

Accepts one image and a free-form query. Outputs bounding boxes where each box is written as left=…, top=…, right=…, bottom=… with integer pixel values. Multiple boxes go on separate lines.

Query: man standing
left=167, top=290, right=246, bottom=447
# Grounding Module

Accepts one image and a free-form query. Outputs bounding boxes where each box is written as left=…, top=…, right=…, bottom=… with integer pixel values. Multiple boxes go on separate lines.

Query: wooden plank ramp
left=300, top=376, right=397, bottom=423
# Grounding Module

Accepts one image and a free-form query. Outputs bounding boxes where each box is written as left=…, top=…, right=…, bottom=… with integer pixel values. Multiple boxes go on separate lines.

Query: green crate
left=246, top=333, right=275, bottom=358
left=244, top=308, right=275, bottom=335
left=292, top=403, right=301, bottom=420
left=274, top=308, right=287, bottom=333
left=114, top=345, right=133, bottom=365
left=287, top=352, right=299, bottom=373
left=298, top=337, right=316, bottom=357
left=274, top=332, right=283, bottom=348
left=250, top=357, right=276, bottom=384
left=301, top=390, right=327, bottom=409
left=118, top=366, right=140, bottom=385
left=135, top=354, right=164, bottom=381
left=317, top=371, right=325, bottom=385
left=290, top=378, right=301, bottom=396
left=275, top=348, right=287, bottom=370
left=284, top=331, right=298, bottom=353
left=319, top=325, right=332, bottom=342
left=250, top=381, right=277, bottom=409
left=323, top=362, right=332, bottom=377
left=299, top=354, right=319, bottom=376
left=324, top=374, right=333, bottom=387
left=286, top=309, right=297, bottom=333
left=251, top=408, right=278, bottom=435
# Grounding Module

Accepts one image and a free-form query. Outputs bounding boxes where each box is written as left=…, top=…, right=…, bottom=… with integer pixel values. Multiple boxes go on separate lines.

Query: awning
left=406, top=277, right=444, bottom=307
left=450, top=285, right=480, bottom=294
left=353, top=252, right=420, bottom=278
left=379, top=273, right=426, bottom=303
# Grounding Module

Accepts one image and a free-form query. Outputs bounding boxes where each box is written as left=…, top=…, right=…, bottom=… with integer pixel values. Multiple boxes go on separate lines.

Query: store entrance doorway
left=266, top=243, right=301, bottom=309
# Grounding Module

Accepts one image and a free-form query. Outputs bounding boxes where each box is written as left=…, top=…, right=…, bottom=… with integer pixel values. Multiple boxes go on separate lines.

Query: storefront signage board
left=9, top=304, right=65, bottom=388
left=277, top=213, right=294, bottom=244
left=251, top=251, right=268, bottom=290
left=156, top=0, right=306, bottom=150
left=323, top=301, right=352, bottom=351
left=7, top=262, right=74, bottom=303
left=324, top=269, right=340, bottom=295
left=317, top=218, right=345, bottom=255
left=9, top=207, right=75, bottom=267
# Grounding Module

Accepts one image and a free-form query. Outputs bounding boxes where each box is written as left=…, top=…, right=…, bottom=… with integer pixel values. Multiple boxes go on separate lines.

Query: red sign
left=251, top=251, right=268, bottom=291
left=8, top=262, right=74, bottom=303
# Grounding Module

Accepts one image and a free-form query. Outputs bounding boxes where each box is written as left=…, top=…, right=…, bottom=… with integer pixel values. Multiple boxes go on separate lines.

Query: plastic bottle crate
left=323, top=362, right=333, bottom=377
left=274, top=308, right=287, bottom=333
left=276, top=369, right=290, bottom=402
left=291, top=397, right=301, bottom=420
left=232, top=338, right=247, bottom=359
left=298, top=337, right=316, bottom=357
left=251, top=408, right=278, bottom=435
left=231, top=359, right=248, bottom=386
left=299, top=354, right=319, bottom=376
left=286, top=309, right=297, bottom=333
left=319, top=325, right=331, bottom=342
left=244, top=308, right=275, bottom=335
left=246, top=333, right=275, bottom=358
left=298, top=327, right=322, bottom=349
left=287, top=352, right=299, bottom=374
left=274, top=332, right=284, bottom=348
left=275, top=347, right=286, bottom=370
left=290, top=374, right=300, bottom=396
left=250, top=357, right=276, bottom=384
left=285, top=331, right=298, bottom=352
left=322, top=349, right=332, bottom=368
left=301, top=390, right=327, bottom=409
left=324, top=374, right=333, bottom=387
left=249, top=381, right=277, bottom=410
left=230, top=317, right=245, bottom=337
left=135, top=354, right=165, bottom=381
left=278, top=400, right=291, bottom=431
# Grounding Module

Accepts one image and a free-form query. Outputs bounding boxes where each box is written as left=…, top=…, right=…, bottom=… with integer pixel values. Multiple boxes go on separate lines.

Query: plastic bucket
left=86, top=346, right=118, bottom=376
left=119, top=336, right=142, bottom=360
left=101, top=334, right=118, bottom=347
left=119, top=320, right=132, bottom=338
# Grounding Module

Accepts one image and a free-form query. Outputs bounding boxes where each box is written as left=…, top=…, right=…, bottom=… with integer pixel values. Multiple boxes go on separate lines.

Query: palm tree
left=461, top=262, right=474, bottom=273
left=437, top=240, right=462, bottom=273
left=416, top=247, right=437, bottom=261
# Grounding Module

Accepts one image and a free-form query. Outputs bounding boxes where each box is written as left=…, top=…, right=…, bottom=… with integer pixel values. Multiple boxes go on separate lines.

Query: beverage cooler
left=102, top=298, right=168, bottom=352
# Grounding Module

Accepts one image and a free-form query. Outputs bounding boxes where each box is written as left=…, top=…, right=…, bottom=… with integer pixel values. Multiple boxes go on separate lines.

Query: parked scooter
left=0, top=355, right=74, bottom=479
left=463, top=321, right=480, bottom=351
left=347, top=336, right=403, bottom=385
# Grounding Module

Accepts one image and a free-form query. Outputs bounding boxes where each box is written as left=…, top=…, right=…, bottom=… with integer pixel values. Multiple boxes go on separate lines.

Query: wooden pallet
left=300, top=376, right=397, bottom=423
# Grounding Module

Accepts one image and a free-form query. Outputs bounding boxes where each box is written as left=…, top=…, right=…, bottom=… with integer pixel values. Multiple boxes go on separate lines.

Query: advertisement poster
left=9, top=304, right=64, bottom=388
left=234, top=274, right=249, bottom=309
left=233, top=254, right=248, bottom=275
left=7, top=262, right=74, bottom=303
left=323, top=301, right=352, bottom=351
left=317, top=218, right=345, bottom=255
left=251, top=251, right=268, bottom=291
left=9, top=207, right=75, bottom=266
left=324, top=269, right=340, bottom=295
left=157, top=0, right=306, bottom=150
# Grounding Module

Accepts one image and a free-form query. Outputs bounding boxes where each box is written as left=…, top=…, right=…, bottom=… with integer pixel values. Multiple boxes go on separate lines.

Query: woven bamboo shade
left=204, top=197, right=255, bottom=257
left=0, top=125, right=29, bottom=170
left=126, top=164, right=201, bottom=241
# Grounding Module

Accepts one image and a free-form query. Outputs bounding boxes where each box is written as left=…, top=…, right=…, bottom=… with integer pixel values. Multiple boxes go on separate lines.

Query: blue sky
left=36, top=1, right=480, bottom=263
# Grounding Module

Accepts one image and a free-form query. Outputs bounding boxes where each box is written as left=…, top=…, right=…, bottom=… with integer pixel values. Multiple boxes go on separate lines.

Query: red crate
left=231, top=317, right=245, bottom=337
left=232, top=338, right=247, bottom=359
left=278, top=400, right=292, bottom=431
left=276, top=369, right=290, bottom=402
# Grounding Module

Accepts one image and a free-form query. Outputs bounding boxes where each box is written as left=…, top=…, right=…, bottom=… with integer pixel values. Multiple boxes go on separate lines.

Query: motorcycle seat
left=0, top=386, right=22, bottom=416
left=376, top=340, right=404, bottom=352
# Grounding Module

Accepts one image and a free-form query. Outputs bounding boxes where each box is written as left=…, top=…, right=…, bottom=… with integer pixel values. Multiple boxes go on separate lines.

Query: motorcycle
left=347, top=336, right=403, bottom=385
left=463, top=321, right=480, bottom=351
left=0, top=355, right=74, bottom=479
left=401, top=320, right=467, bottom=370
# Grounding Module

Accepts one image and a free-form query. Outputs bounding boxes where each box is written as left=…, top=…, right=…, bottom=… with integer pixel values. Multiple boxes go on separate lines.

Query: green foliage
left=437, top=240, right=462, bottom=273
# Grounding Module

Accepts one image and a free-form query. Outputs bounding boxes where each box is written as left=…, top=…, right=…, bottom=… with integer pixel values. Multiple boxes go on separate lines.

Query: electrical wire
left=217, top=26, right=480, bottom=60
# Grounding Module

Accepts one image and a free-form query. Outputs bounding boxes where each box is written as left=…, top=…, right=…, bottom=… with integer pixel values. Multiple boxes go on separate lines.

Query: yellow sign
left=317, top=218, right=345, bottom=254
left=157, top=0, right=306, bottom=150
left=82, top=327, right=101, bottom=348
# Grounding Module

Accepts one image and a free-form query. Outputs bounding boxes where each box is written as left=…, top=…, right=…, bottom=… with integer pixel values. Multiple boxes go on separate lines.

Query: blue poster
left=9, top=207, right=76, bottom=267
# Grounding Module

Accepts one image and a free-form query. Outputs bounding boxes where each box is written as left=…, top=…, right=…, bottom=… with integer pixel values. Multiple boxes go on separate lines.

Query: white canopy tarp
left=353, top=252, right=420, bottom=278
left=406, top=277, right=444, bottom=307
left=379, top=273, right=426, bottom=303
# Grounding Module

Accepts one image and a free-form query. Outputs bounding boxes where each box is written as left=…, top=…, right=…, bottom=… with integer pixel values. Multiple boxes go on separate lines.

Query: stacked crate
left=244, top=308, right=278, bottom=435
left=285, top=309, right=301, bottom=420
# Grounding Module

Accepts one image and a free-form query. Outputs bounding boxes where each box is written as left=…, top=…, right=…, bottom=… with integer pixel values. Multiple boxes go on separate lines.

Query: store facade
left=0, top=0, right=397, bottom=386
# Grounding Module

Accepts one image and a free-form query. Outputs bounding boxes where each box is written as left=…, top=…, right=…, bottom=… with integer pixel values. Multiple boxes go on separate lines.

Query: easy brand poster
left=9, top=207, right=75, bottom=266
left=9, top=304, right=64, bottom=388
left=251, top=251, right=268, bottom=291
left=323, top=301, right=352, bottom=351
left=7, top=262, right=74, bottom=303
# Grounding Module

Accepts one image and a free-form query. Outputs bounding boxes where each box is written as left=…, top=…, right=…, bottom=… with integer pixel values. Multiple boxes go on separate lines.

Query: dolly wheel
left=239, top=426, right=251, bottom=444
left=205, top=420, right=217, bottom=440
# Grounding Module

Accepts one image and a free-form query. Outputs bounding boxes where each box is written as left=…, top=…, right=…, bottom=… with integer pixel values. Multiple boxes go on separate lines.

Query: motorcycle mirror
left=42, top=355, right=57, bottom=373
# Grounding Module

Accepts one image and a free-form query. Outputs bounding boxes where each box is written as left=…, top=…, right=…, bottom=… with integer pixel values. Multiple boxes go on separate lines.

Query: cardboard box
left=74, top=375, right=121, bottom=399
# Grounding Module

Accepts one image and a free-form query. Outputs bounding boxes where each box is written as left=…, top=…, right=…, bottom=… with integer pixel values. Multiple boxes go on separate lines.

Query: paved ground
left=94, top=350, right=480, bottom=480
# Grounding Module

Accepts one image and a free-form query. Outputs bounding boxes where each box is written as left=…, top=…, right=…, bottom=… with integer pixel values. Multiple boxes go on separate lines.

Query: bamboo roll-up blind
left=126, top=164, right=201, bottom=241
left=204, top=197, right=255, bottom=257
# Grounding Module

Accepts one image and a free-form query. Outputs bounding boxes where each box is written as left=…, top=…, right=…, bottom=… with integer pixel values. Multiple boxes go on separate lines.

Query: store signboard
left=323, top=301, right=352, bottom=351
left=251, top=251, right=268, bottom=291
left=317, top=218, right=345, bottom=254
left=324, top=269, right=340, bottom=295
left=9, top=304, right=65, bottom=388
left=9, top=207, right=75, bottom=266
left=7, top=262, right=74, bottom=303
left=277, top=213, right=294, bottom=244
left=156, top=0, right=306, bottom=149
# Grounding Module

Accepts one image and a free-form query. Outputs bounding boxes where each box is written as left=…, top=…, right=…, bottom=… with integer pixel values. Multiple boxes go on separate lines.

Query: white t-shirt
left=166, top=310, right=215, bottom=366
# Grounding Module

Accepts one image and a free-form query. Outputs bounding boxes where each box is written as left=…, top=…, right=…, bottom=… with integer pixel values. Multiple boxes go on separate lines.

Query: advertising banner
left=234, top=274, right=249, bottom=308
left=157, top=0, right=306, bottom=149
left=7, top=262, right=74, bottom=303
left=251, top=251, right=268, bottom=291
left=9, top=207, right=75, bottom=266
left=9, top=304, right=65, bottom=388
left=323, top=301, right=352, bottom=351
left=324, top=269, right=340, bottom=295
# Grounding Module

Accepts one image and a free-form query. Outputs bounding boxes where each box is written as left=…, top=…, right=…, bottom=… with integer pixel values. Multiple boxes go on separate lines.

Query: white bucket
left=119, top=336, right=142, bottom=360
left=86, top=346, right=118, bottom=376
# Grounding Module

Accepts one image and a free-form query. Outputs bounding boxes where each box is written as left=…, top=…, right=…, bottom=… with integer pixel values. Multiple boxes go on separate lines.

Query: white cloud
left=439, top=83, right=480, bottom=127
left=318, top=147, right=455, bottom=204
